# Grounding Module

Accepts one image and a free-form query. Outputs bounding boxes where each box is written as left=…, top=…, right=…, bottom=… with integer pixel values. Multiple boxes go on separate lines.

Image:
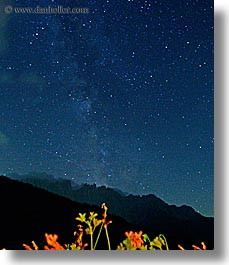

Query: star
left=0, top=0, right=214, bottom=217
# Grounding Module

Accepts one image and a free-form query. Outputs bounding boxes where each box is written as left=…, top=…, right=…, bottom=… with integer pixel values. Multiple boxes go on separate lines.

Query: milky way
left=0, top=0, right=214, bottom=216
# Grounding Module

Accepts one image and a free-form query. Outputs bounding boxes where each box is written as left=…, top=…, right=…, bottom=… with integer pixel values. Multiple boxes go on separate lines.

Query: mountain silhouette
left=0, top=175, right=139, bottom=250
left=3, top=173, right=214, bottom=249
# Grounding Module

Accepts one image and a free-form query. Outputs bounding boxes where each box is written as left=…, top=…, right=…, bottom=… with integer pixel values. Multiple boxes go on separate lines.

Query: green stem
left=144, top=234, right=151, bottom=244
left=94, top=223, right=104, bottom=250
left=105, top=225, right=111, bottom=250
left=90, top=233, right=93, bottom=250
left=87, top=224, right=93, bottom=250
left=159, top=234, right=169, bottom=250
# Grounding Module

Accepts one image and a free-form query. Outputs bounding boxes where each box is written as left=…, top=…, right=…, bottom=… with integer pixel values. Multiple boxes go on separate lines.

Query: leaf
left=143, top=234, right=151, bottom=243
left=149, top=246, right=156, bottom=250
left=93, top=218, right=102, bottom=227
left=117, top=243, right=125, bottom=250
left=150, top=237, right=162, bottom=249
left=159, top=234, right=165, bottom=245
left=85, top=227, right=93, bottom=235
left=67, top=243, right=81, bottom=250
left=140, top=245, right=148, bottom=250
left=123, top=238, right=136, bottom=250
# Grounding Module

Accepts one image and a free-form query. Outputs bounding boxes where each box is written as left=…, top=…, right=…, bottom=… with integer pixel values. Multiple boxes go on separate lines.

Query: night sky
left=0, top=0, right=214, bottom=216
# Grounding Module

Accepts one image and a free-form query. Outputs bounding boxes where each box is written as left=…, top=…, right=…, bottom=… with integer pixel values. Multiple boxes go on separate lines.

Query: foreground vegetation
left=20, top=203, right=207, bottom=251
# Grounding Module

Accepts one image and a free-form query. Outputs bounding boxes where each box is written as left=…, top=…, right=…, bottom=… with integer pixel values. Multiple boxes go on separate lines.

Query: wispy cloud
left=0, top=131, right=9, bottom=145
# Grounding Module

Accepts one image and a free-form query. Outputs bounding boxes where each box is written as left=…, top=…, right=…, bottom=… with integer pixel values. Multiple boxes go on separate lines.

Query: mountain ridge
left=8, top=171, right=208, bottom=217
left=0, top=175, right=140, bottom=250
left=2, top=173, right=214, bottom=249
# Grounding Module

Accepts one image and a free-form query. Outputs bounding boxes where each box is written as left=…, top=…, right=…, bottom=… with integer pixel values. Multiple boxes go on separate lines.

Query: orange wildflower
left=101, top=203, right=112, bottom=227
left=44, top=233, right=65, bottom=250
left=101, top=203, right=108, bottom=212
left=31, top=241, right=39, bottom=250
left=23, top=244, right=33, bottom=250
left=178, top=244, right=185, bottom=250
left=192, top=242, right=207, bottom=250
left=23, top=240, right=39, bottom=250
left=104, top=220, right=112, bottom=228
left=73, top=224, right=89, bottom=249
left=192, top=245, right=202, bottom=250
left=178, top=242, right=207, bottom=250
left=125, top=231, right=144, bottom=248
left=102, top=212, right=107, bottom=221
left=102, top=203, right=108, bottom=222
left=201, top=242, right=207, bottom=250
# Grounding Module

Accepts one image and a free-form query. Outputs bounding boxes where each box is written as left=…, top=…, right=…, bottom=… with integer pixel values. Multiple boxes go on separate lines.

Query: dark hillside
left=0, top=176, right=139, bottom=250
left=2, top=174, right=214, bottom=249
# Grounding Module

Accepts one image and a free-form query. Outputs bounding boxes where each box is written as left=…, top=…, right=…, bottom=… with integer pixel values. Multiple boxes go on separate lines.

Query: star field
left=0, top=0, right=213, bottom=216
